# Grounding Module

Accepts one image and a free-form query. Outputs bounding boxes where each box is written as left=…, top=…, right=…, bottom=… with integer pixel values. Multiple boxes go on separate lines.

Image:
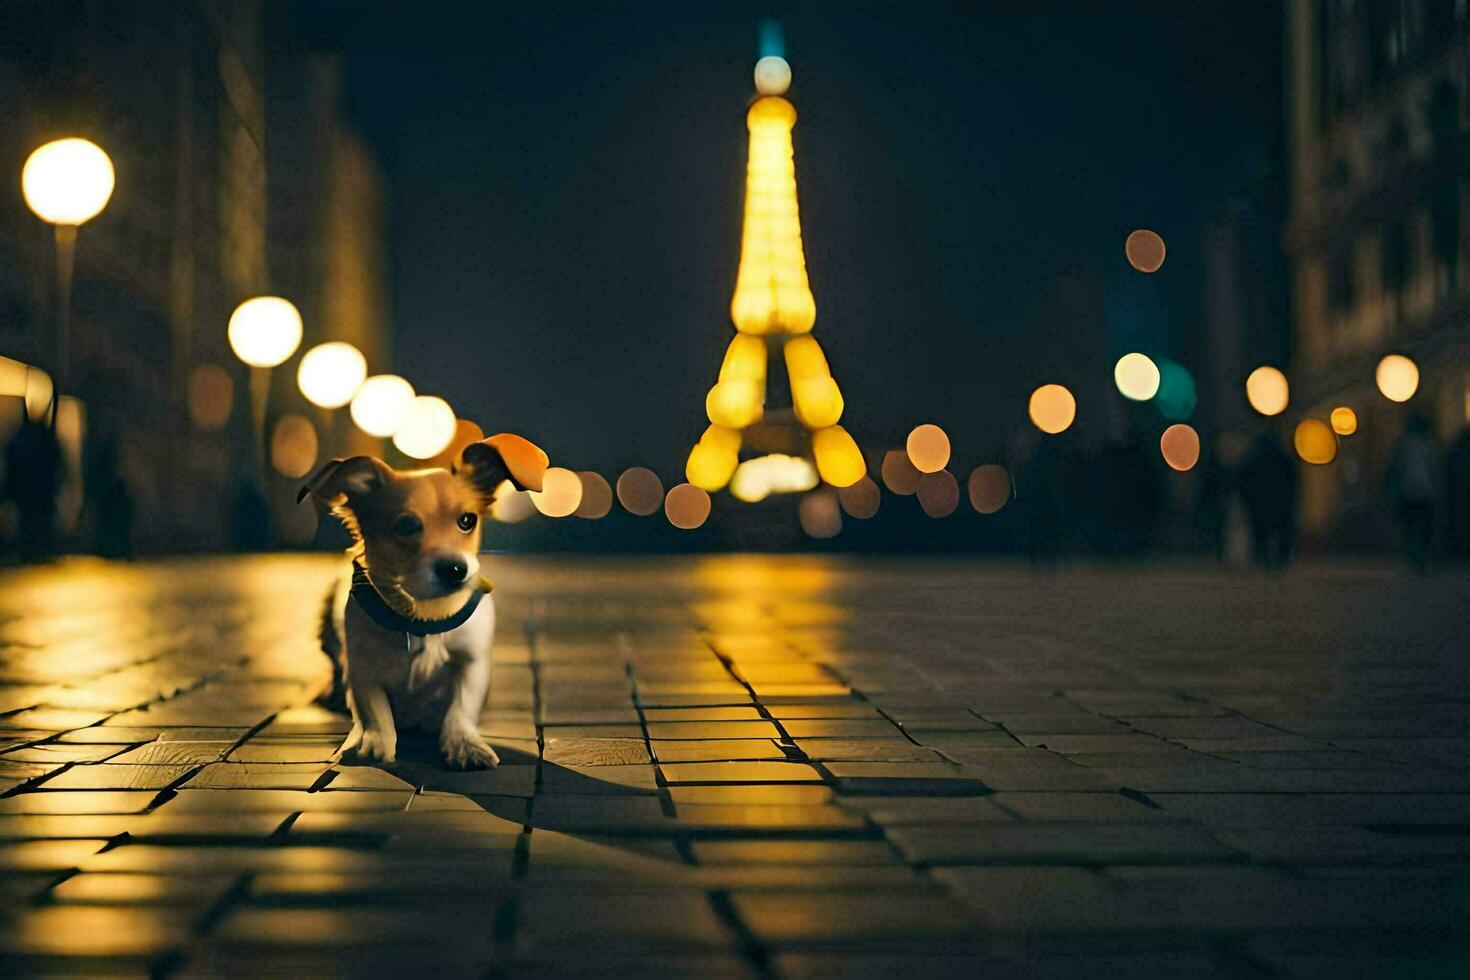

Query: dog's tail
left=316, top=585, right=348, bottom=712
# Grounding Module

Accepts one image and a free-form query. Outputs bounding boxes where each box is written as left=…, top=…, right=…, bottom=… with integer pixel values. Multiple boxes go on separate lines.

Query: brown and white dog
left=299, top=434, right=546, bottom=769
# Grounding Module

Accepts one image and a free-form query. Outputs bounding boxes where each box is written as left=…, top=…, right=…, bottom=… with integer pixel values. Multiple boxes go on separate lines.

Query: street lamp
left=21, top=137, right=115, bottom=406
left=227, top=296, right=303, bottom=472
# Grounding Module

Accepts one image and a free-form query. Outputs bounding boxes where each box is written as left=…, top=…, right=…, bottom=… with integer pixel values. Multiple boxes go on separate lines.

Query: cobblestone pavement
left=2, top=555, right=1470, bottom=977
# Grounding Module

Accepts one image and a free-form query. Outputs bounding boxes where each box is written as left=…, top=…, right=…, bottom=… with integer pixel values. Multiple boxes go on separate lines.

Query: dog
left=298, top=433, right=547, bottom=770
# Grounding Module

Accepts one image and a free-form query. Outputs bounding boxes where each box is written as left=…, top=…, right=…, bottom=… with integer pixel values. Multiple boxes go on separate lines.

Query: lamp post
left=227, top=296, right=303, bottom=474
left=21, top=137, right=115, bottom=411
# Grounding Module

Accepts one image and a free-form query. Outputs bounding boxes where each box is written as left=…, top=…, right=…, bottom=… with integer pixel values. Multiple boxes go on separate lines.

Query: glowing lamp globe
left=1245, top=366, right=1289, bottom=417
left=1113, top=353, right=1161, bottom=401
left=350, top=374, right=416, bottom=437
left=754, top=55, right=792, bottom=96
left=297, top=342, right=367, bottom=409
left=1375, top=355, right=1419, bottom=403
left=22, top=138, right=115, bottom=225
left=227, top=297, right=303, bottom=368
left=392, top=395, right=457, bottom=459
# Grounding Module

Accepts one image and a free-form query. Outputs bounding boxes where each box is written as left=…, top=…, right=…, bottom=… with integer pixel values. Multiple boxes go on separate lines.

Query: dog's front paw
left=347, top=728, right=397, bottom=765
left=441, top=731, right=499, bottom=770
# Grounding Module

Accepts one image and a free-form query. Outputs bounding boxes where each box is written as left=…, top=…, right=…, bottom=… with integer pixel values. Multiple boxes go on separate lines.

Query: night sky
left=284, top=1, right=1283, bottom=476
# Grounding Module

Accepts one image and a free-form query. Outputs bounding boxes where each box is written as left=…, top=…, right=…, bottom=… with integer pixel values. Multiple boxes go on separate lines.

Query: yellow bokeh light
left=296, top=341, right=367, bottom=409
left=917, top=470, right=959, bottom=517
left=22, top=138, right=115, bottom=225
left=798, top=489, right=842, bottom=538
left=837, top=476, right=881, bottom=519
left=665, top=483, right=712, bottom=529
left=350, top=374, right=415, bottom=438
left=270, top=414, right=318, bottom=479
left=1113, top=352, right=1161, bottom=401
left=1028, top=384, right=1076, bottom=435
left=1125, top=229, right=1166, bottom=273
left=1330, top=406, right=1358, bottom=436
left=1375, top=354, right=1419, bottom=403
left=574, top=472, right=613, bottom=519
left=685, top=424, right=742, bottom=491
left=705, top=379, right=764, bottom=429
left=811, top=425, right=865, bottom=488
left=906, top=424, right=951, bottom=474
left=617, top=467, right=665, bottom=516
left=729, top=453, right=818, bottom=503
left=492, top=486, right=534, bottom=523
left=720, top=334, right=768, bottom=383
left=729, top=96, right=816, bottom=336
left=186, top=363, right=233, bottom=431
left=1245, top=365, right=1289, bottom=417
left=1159, top=423, right=1201, bottom=472
left=1294, top=419, right=1338, bottom=465
left=967, top=464, right=1010, bottom=514
left=881, top=449, right=921, bottom=495
left=391, top=395, right=456, bottom=459
left=531, top=467, right=584, bottom=518
left=227, top=297, right=302, bottom=369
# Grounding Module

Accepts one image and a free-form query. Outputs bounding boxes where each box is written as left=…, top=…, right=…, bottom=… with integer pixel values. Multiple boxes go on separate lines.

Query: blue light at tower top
left=759, top=20, right=785, bottom=59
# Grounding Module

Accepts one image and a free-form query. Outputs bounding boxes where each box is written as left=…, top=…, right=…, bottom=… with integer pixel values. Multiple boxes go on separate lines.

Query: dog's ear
left=454, top=433, right=548, bottom=502
left=297, top=456, right=391, bottom=510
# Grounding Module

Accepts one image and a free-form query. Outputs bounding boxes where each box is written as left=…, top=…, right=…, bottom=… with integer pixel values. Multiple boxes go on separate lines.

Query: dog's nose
left=434, top=557, right=469, bottom=587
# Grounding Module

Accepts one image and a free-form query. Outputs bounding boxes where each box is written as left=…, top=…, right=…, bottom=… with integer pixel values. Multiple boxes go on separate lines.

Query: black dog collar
left=349, top=565, right=488, bottom=637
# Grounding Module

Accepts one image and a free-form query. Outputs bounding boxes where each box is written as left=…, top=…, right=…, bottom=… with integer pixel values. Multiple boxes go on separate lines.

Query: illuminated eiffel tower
left=684, top=52, right=865, bottom=503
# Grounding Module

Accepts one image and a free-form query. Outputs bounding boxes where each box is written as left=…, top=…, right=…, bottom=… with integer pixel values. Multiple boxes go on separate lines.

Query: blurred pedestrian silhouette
left=3, top=413, right=63, bottom=561
left=1446, top=427, right=1470, bottom=560
left=1237, top=429, right=1296, bottom=570
left=1387, top=413, right=1442, bottom=572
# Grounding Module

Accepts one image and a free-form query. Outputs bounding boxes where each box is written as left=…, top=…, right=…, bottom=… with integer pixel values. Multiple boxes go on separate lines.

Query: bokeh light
left=574, top=472, right=613, bottom=519
left=617, top=467, right=665, bottom=516
left=531, top=467, right=584, bottom=518
left=967, top=464, right=1011, bottom=514
left=799, top=489, right=842, bottom=538
left=392, top=395, right=456, bottom=459
left=1159, top=423, right=1201, bottom=472
left=492, top=486, right=535, bottom=523
left=685, top=424, right=742, bottom=491
left=754, top=54, right=792, bottom=95
left=186, top=363, right=233, bottom=431
left=1028, top=384, right=1076, bottom=434
left=1125, top=229, right=1166, bottom=273
left=705, top=379, right=764, bottom=429
left=350, top=374, right=415, bottom=437
left=1245, top=366, right=1289, bottom=416
left=429, top=418, right=484, bottom=470
left=1154, top=360, right=1197, bottom=420
left=1375, top=354, right=1420, bottom=403
left=665, top=483, right=712, bottom=529
left=1330, top=406, right=1358, bottom=436
left=917, top=470, right=960, bottom=517
left=811, top=425, right=865, bottom=487
left=1294, top=419, right=1338, bottom=464
left=729, top=453, right=818, bottom=503
left=1113, top=352, right=1160, bottom=401
left=906, top=423, right=951, bottom=474
left=269, top=414, right=318, bottom=479
left=837, top=476, right=881, bottom=519
left=297, top=341, right=367, bottom=409
left=22, top=138, right=115, bottom=225
left=881, top=449, right=921, bottom=495
left=227, top=297, right=302, bottom=369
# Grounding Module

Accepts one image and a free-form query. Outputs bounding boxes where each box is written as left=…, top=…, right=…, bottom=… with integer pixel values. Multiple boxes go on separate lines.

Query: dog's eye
left=457, top=512, right=478, bottom=532
left=393, top=514, right=423, bottom=537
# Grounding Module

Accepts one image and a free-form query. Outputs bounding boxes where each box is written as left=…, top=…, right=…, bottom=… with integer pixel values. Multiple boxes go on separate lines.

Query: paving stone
left=516, top=889, right=734, bottom=951
left=991, top=792, right=1173, bottom=822
left=731, top=891, right=976, bottom=945
left=0, top=905, right=195, bottom=958
left=543, top=737, right=652, bottom=766
left=646, top=721, right=783, bottom=740
left=541, top=763, right=658, bottom=794
left=888, top=822, right=1242, bottom=866
left=643, top=706, right=766, bottom=722
left=838, top=795, right=1014, bottom=825
left=792, top=738, right=942, bottom=762
left=658, top=761, right=824, bottom=785
left=826, top=762, right=990, bottom=795
left=781, top=719, right=903, bottom=738
left=0, top=791, right=157, bottom=814
left=49, top=871, right=240, bottom=905
left=650, top=738, right=788, bottom=762
left=38, top=763, right=196, bottom=791
left=668, top=784, right=834, bottom=805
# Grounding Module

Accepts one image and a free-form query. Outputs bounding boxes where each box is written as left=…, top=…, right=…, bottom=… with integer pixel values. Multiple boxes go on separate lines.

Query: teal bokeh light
left=759, top=20, right=785, bottom=58
left=1154, top=359, right=1196, bottom=420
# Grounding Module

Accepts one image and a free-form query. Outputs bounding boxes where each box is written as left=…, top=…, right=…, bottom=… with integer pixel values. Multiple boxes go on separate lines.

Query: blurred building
left=0, top=1, right=389, bottom=554
left=1287, top=0, right=1470, bottom=541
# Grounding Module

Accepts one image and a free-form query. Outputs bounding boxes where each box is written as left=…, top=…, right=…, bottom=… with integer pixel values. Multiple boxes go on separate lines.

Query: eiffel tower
left=684, top=53, right=865, bottom=503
